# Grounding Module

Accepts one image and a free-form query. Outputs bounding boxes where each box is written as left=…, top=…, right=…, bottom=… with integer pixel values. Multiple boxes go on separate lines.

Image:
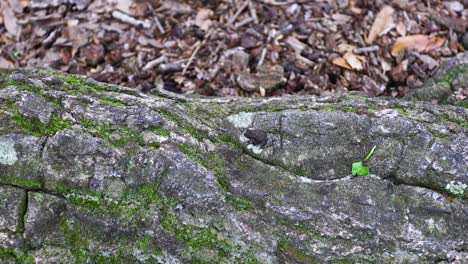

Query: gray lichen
left=0, top=141, right=17, bottom=166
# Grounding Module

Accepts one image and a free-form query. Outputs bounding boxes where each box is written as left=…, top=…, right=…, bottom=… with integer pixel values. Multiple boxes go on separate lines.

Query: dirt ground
left=1, top=0, right=467, bottom=99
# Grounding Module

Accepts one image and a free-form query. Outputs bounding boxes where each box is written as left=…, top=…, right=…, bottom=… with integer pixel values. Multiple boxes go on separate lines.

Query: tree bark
left=0, top=67, right=466, bottom=263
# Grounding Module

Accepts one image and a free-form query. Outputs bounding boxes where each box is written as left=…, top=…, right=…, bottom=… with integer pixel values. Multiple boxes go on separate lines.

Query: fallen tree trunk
left=0, top=67, right=466, bottom=263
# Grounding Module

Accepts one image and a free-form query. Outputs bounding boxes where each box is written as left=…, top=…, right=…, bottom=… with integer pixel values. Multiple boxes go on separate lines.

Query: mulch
left=1, top=0, right=467, bottom=100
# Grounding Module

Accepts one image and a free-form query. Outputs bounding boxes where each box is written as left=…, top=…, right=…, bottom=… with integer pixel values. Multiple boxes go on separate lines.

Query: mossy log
left=0, top=66, right=467, bottom=263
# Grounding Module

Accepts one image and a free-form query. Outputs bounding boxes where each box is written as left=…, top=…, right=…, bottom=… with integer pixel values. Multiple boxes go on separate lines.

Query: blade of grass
left=364, top=146, right=377, bottom=162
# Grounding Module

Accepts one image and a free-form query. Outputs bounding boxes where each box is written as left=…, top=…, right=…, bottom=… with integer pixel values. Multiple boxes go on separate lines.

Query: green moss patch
left=0, top=78, right=43, bottom=94
left=0, top=78, right=64, bottom=108
left=63, top=75, right=108, bottom=95
left=0, top=177, right=42, bottom=190
left=160, top=203, right=233, bottom=261
left=54, top=182, right=161, bottom=220
left=177, top=143, right=229, bottom=192
left=276, top=241, right=319, bottom=264
left=434, top=64, right=468, bottom=87
left=440, top=112, right=468, bottom=129
left=217, top=135, right=244, bottom=151
left=60, top=218, right=162, bottom=263
left=80, top=119, right=148, bottom=149
left=279, top=221, right=324, bottom=241
left=99, top=97, right=127, bottom=107
left=152, top=127, right=171, bottom=137
left=56, top=182, right=255, bottom=263
left=61, top=220, right=90, bottom=263
left=0, top=247, right=35, bottom=264
left=391, top=104, right=408, bottom=116
left=11, top=108, right=71, bottom=137
left=177, top=142, right=256, bottom=212
left=160, top=110, right=207, bottom=141
left=226, top=195, right=254, bottom=211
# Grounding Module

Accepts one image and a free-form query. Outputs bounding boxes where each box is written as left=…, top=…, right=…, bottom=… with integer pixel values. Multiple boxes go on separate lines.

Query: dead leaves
left=332, top=57, right=353, bottom=70
left=0, top=57, right=14, bottom=68
left=195, top=8, right=214, bottom=31
left=1, top=1, right=19, bottom=37
left=0, top=0, right=464, bottom=99
left=332, top=52, right=365, bottom=71
left=367, top=6, right=394, bottom=44
left=343, top=52, right=365, bottom=71
left=391, top=35, right=445, bottom=57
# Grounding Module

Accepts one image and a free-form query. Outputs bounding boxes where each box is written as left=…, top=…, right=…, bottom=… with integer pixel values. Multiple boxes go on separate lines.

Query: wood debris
left=391, top=35, right=445, bottom=57
left=0, top=0, right=465, bottom=99
left=367, top=6, right=394, bottom=44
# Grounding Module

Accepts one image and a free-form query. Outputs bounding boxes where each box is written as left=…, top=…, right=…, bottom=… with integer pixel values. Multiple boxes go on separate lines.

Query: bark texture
left=0, top=66, right=467, bottom=263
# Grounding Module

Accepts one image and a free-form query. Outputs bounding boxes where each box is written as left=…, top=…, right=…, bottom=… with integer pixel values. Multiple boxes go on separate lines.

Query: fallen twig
left=182, top=29, right=213, bottom=75
left=159, top=63, right=182, bottom=74
left=142, top=56, right=167, bottom=71
left=183, top=41, right=202, bottom=75
left=257, top=47, right=267, bottom=68
left=112, top=10, right=151, bottom=29
left=259, top=0, right=294, bottom=6
left=228, top=1, right=249, bottom=25
left=235, top=17, right=254, bottom=28
left=154, top=16, right=165, bottom=34
left=42, top=29, right=60, bottom=47
left=353, top=46, right=380, bottom=54
left=248, top=0, right=258, bottom=24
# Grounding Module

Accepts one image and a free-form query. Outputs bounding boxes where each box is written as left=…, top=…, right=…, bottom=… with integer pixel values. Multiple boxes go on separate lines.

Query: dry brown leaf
left=396, top=21, right=406, bottom=36
left=350, top=0, right=363, bottom=14
left=337, top=43, right=357, bottom=53
left=343, top=51, right=365, bottom=71
left=332, top=57, right=353, bottom=70
left=381, top=59, right=392, bottom=72
left=332, top=14, right=352, bottom=25
left=367, top=5, right=394, bottom=44
left=19, top=0, right=30, bottom=8
left=116, top=0, right=133, bottom=14
left=1, top=3, right=18, bottom=37
left=0, top=57, right=14, bottom=68
left=391, top=35, right=445, bottom=57
left=195, top=8, right=214, bottom=31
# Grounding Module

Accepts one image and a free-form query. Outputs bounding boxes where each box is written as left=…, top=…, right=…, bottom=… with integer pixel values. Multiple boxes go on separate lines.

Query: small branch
left=248, top=0, right=259, bottom=24
left=259, top=0, right=294, bottom=6
left=183, top=41, right=202, bottom=75
left=181, top=29, right=213, bottom=75
left=112, top=10, right=151, bottom=29
left=353, top=45, right=379, bottom=54
left=154, top=16, right=165, bottom=34
left=159, top=63, right=182, bottom=74
left=142, top=56, right=167, bottom=71
left=257, top=47, right=267, bottom=68
left=235, top=17, right=254, bottom=28
left=228, top=1, right=249, bottom=25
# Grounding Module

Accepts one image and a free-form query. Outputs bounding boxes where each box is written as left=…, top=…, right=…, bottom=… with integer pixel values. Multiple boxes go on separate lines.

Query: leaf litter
left=0, top=0, right=466, bottom=99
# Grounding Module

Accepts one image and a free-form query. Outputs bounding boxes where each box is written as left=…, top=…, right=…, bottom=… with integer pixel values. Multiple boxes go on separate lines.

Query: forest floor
left=1, top=0, right=467, bottom=99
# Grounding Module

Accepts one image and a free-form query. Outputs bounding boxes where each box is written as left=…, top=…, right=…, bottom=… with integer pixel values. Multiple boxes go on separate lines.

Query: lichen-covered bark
left=0, top=67, right=467, bottom=263
left=405, top=52, right=468, bottom=106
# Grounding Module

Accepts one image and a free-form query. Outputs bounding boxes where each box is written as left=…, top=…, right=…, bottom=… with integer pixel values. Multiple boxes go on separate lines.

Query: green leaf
left=352, top=162, right=369, bottom=176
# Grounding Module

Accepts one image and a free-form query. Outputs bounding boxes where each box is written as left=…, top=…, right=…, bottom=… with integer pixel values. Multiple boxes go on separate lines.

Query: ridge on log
left=0, top=66, right=467, bottom=263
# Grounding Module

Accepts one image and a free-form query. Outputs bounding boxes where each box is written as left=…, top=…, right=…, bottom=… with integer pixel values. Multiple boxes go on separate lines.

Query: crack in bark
left=0, top=182, right=65, bottom=199
left=278, top=113, right=283, bottom=151
left=17, top=190, right=28, bottom=234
